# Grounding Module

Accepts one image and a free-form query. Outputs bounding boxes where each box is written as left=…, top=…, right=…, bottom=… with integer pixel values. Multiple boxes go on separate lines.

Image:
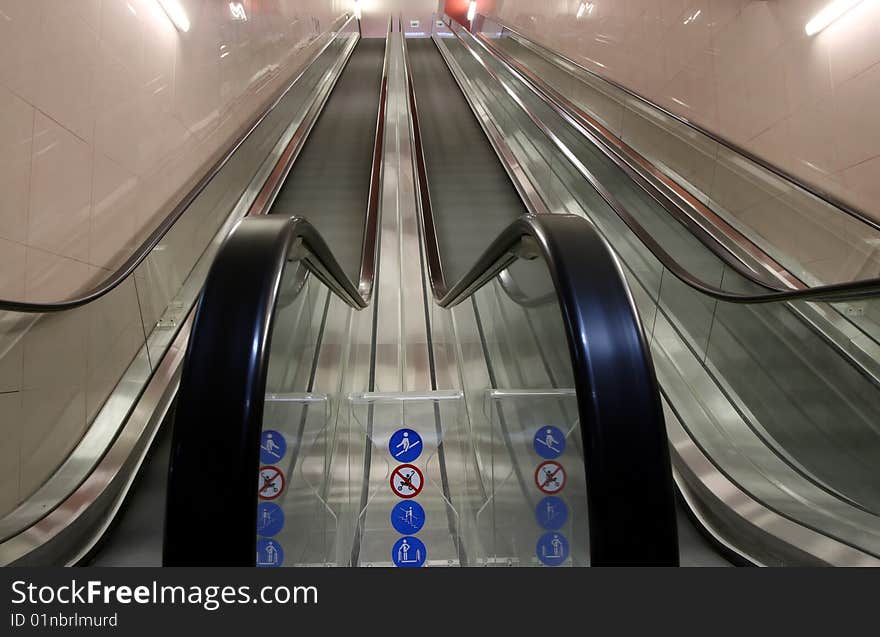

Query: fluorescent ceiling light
left=157, top=0, right=190, bottom=32
left=229, top=2, right=247, bottom=21
left=805, top=0, right=865, bottom=36
left=577, top=2, right=594, bottom=19
left=467, top=1, right=477, bottom=22
left=683, top=9, right=701, bottom=25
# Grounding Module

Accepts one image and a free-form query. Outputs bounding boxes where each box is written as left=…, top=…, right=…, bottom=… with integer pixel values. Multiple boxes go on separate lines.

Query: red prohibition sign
left=534, top=460, right=566, bottom=494
left=390, top=463, right=424, bottom=499
left=258, top=465, right=286, bottom=500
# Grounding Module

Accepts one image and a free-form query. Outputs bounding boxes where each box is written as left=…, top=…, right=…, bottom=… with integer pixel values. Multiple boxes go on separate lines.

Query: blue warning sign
left=536, top=532, right=569, bottom=566
left=260, top=430, right=287, bottom=464
left=256, top=538, right=284, bottom=567
left=392, top=536, right=427, bottom=568
left=533, top=426, right=565, bottom=459
left=389, top=428, right=422, bottom=462
left=535, top=496, right=568, bottom=531
left=256, top=501, right=285, bottom=537
left=391, top=500, right=426, bottom=535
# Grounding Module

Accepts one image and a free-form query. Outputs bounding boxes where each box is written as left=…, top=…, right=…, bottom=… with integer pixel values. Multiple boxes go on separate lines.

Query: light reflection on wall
left=157, top=0, right=190, bottom=32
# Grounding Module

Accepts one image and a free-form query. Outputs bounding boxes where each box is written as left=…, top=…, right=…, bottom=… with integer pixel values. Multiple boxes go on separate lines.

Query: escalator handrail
left=472, top=24, right=809, bottom=293
left=163, top=215, right=366, bottom=566
left=167, top=30, right=680, bottom=563
left=441, top=16, right=880, bottom=305
left=164, top=211, right=680, bottom=565
left=0, top=12, right=356, bottom=314
left=357, top=16, right=392, bottom=299
left=403, top=36, right=677, bottom=564
left=166, top=24, right=392, bottom=564
left=449, top=214, right=680, bottom=566
left=477, top=11, right=880, bottom=236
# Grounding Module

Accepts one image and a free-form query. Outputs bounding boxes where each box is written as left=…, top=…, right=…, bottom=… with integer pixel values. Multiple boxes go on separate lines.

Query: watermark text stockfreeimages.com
left=10, top=579, right=317, bottom=614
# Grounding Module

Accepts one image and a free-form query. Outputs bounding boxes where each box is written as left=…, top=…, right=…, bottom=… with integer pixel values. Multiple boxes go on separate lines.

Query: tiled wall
left=476, top=0, right=880, bottom=221
left=0, top=0, right=350, bottom=519
left=0, top=0, right=348, bottom=303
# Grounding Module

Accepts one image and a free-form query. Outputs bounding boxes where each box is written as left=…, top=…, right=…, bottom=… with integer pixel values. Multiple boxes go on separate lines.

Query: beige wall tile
left=94, top=50, right=192, bottom=178
left=745, top=118, right=790, bottom=177
left=24, top=247, right=97, bottom=303
left=90, top=153, right=139, bottom=270
left=781, top=33, right=832, bottom=112
left=834, top=62, right=880, bottom=170
left=0, top=1, right=42, bottom=98
left=100, top=0, right=145, bottom=72
left=842, top=156, right=880, bottom=216
left=0, top=86, right=32, bottom=245
left=3, top=0, right=350, bottom=306
left=28, top=113, right=93, bottom=262
left=824, top=0, right=880, bottom=85
left=786, top=101, right=843, bottom=184
left=484, top=0, right=880, bottom=222
left=42, top=1, right=102, bottom=32
left=658, top=51, right=719, bottom=131
left=31, top=14, right=99, bottom=144
left=0, top=238, right=25, bottom=300
left=0, top=0, right=353, bottom=523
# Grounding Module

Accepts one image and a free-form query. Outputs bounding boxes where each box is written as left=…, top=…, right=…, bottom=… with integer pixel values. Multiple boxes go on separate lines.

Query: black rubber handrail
left=406, top=33, right=675, bottom=564
left=451, top=215, right=680, bottom=565
left=0, top=12, right=355, bottom=314
left=166, top=27, right=680, bottom=565
left=356, top=15, right=392, bottom=299
left=165, top=23, right=392, bottom=564
left=164, top=212, right=680, bottom=565
left=477, top=12, right=880, bottom=235
left=163, top=216, right=366, bottom=566
left=441, top=16, right=880, bottom=305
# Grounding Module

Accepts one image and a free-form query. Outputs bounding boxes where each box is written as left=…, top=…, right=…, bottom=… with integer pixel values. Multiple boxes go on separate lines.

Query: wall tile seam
left=3, top=11, right=345, bottom=304
left=3, top=15, right=102, bottom=132
left=15, top=241, right=115, bottom=274
left=6, top=18, right=317, bottom=179
left=839, top=153, right=880, bottom=174
left=130, top=32, right=326, bottom=175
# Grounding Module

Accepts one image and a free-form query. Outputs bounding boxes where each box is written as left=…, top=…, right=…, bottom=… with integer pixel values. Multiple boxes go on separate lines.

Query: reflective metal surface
left=440, top=13, right=880, bottom=565
left=0, top=310, right=188, bottom=565
left=666, top=400, right=879, bottom=566
left=235, top=27, right=677, bottom=567
left=443, top=19, right=880, bottom=305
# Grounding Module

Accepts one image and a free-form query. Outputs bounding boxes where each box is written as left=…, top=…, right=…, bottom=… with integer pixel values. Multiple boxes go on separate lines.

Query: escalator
left=163, top=17, right=880, bottom=568
left=94, top=28, right=391, bottom=567
left=442, top=15, right=880, bottom=564
left=162, top=27, right=679, bottom=567
left=7, top=11, right=879, bottom=568
left=270, top=38, right=387, bottom=281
